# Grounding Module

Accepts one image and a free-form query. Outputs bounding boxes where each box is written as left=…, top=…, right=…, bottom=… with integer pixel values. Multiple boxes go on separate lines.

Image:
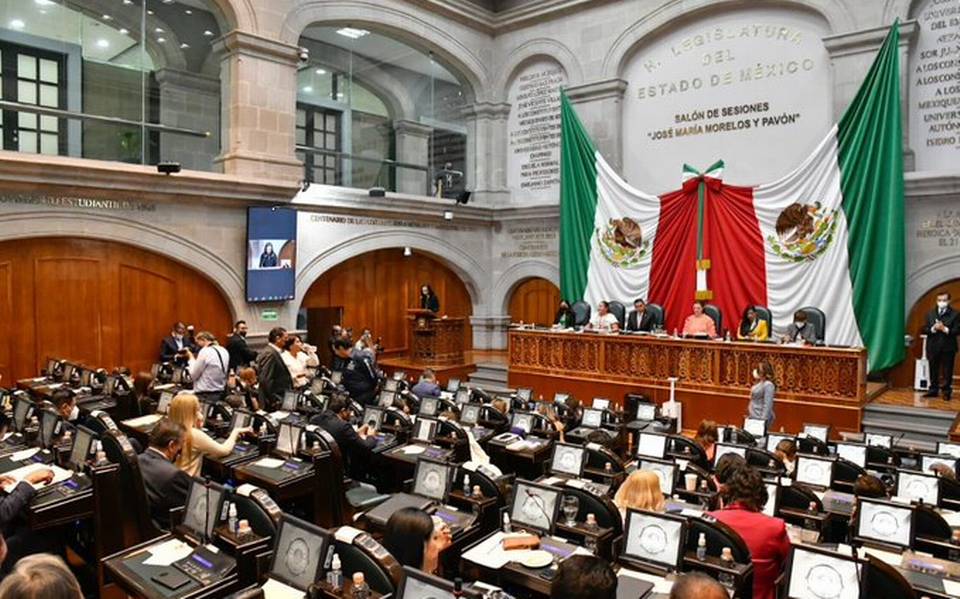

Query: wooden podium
left=408, top=309, right=465, bottom=365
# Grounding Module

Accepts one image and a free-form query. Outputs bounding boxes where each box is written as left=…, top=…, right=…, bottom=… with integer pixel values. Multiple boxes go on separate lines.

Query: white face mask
left=752, top=368, right=760, bottom=380
left=795, top=321, right=805, bottom=329
left=69, top=405, right=80, bottom=421
left=938, top=300, right=949, bottom=309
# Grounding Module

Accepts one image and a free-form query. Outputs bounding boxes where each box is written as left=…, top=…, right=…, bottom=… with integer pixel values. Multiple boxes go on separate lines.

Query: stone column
left=394, top=119, right=433, bottom=195
left=470, top=315, right=512, bottom=351
left=213, top=31, right=303, bottom=182
left=154, top=68, right=220, bottom=172
left=462, top=102, right=511, bottom=206
left=823, top=20, right=919, bottom=171
left=563, top=78, right=628, bottom=172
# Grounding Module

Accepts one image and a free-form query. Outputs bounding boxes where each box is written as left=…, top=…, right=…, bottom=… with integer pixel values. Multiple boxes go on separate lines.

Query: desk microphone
left=202, top=477, right=212, bottom=546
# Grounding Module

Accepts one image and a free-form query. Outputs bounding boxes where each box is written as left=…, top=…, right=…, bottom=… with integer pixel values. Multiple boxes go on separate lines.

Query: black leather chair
left=560, top=487, right=622, bottom=534
left=798, top=306, right=826, bottom=342
left=571, top=301, right=591, bottom=327
left=101, top=430, right=164, bottom=544
left=832, top=458, right=868, bottom=493
left=667, top=435, right=709, bottom=470
left=584, top=443, right=626, bottom=476
left=607, top=301, right=626, bottom=329
left=913, top=504, right=953, bottom=559
left=703, top=304, right=722, bottom=335
left=747, top=447, right=786, bottom=475
left=331, top=526, right=403, bottom=595
left=797, top=435, right=829, bottom=456
left=940, top=476, right=960, bottom=511
left=753, top=306, right=773, bottom=336
left=686, top=516, right=751, bottom=564
left=861, top=554, right=919, bottom=599
left=866, top=445, right=900, bottom=471
left=231, top=488, right=279, bottom=539
left=312, top=429, right=390, bottom=523
left=726, top=426, right=757, bottom=447
left=780, top=483, right=823, bottom=513
left=646, top=303, right=665, bottom=329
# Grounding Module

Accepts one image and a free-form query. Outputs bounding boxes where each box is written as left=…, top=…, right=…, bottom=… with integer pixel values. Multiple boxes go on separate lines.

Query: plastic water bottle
left=696, top=532, right=707, bottom=560
left=326, top=554, right=343, bottom=591
left=718, top=547, right=735, bottom=588
left=804, top=501, right=819, bottom=538
left=351, top=572, right=369, bottom=599
left=502, top=512, right=512, bottom=533
left=462, top=474, right=471, bottom=496
left=949, top=530, right=960, bottom=562
left=327, top=554, right=343, bottom=590
left=227, top=503, right=238, bottom=534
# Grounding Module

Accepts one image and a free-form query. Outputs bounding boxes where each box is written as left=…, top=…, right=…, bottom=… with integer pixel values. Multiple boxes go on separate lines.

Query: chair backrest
left=309, top=428, right=351, bottom=527
left=667, top=435, right=709, bottom=469
left=457, top=466, right=503, bottom=507
left=797, top=436, right=829, bottom=455
left=727, top=427, right=757, bottom=447
left=833, top=459, right=868, bottom=491
left=913, top=503, right=952, bottom=541
left=560, top=487, right=622, bottom=534
left=746, top=447, right=786, bottom=475
left=646, top=303, right=665, bottom=328
left=571, top=301, right=591, bottom=327
left=585, top=443, right=625, bottom=474
left=753, top=306, right=773, bottom=335
left=102, top=430, right=161, bottom=543
left=861, top=555, right=919, bottom=599
left=607, top=301, right=627, bottom=328
left=232, top=490, right=278, bottom=539
left=798, top=306, right=826, bottom=342
left=703, top=304, right=722, bottom=334
left=333, top=527, right=403, bottom=595
left=686, top=516, right=751, bottom=563
left=866, top=446, right=900, bottom=469
left=780, top=483, right=823, bottom=512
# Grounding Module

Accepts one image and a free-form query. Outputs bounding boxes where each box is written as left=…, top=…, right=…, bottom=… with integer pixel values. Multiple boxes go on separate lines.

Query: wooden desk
left=487, top=437, right=553, bottom=481
left=408, top=311, right=466, bottom=365
left=509, top=330, right=868, bottom=434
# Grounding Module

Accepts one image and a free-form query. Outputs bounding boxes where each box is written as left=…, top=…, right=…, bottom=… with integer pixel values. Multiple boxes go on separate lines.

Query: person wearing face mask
left=782, top=310, right=817, bottom=345
left=51, top=389, right=88, bottom=433
left=159, top=321, right=196, bottom=363
left=226, top=320, right=257, bottom=373
left=748, top=361, right=777, bottom=428
left=923, top=290, right=959, bottom=401
left=138, top=419, right=193, bottom=529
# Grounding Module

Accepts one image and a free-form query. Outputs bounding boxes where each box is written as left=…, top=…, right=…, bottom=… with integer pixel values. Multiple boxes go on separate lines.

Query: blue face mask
left=795, top=322, right=805, bottom=329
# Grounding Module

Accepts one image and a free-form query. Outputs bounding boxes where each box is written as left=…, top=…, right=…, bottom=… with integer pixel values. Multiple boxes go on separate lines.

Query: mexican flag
left=560, top=23, right=904, bottom=373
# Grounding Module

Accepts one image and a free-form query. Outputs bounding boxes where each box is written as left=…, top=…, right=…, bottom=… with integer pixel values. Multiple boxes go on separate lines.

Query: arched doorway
left=889, top=278, right=960, bottom=387
left=508, top=278, right=560, bottom=326
left=300, top=249, right=473, bottom=358
left=0, top=237, right=233, bottom=381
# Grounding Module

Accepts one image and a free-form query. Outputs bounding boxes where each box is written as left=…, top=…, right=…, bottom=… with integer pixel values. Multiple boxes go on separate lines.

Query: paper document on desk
left=253, top=457, right=285, bottom=469
left=506, top=439, right=539, bottom=452
left=462, top=532, right=515, bottom=569
left=142, top=538, right=193, bottom=567
left=401, top=445, right=426, bottom=455
left=123, top=414, right=163, bottom=428
left=2, top=463, right=72, bottom=492
left=10, top=448, right=39, bottom=462
left=943, top=579, right=960, bottom=597
left=262, top=577, right=307, bottom=599
left=862, top=547, right=903, bottom=567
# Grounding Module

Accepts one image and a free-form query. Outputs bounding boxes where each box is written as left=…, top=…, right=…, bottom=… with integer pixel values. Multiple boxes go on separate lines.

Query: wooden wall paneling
left=34, top=257, right=104, bottom=372
left=0, top=263, right=12, bottom=383
left=119, top=265, right=178, bottom=376
left=509, top=278, right=560, bottom=326
left=889, top=278, right=960, bottom=388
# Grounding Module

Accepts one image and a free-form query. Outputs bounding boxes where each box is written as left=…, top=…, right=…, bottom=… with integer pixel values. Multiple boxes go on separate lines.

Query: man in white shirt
left=186, top=331, right=230, bottom=401
left=589, top=301, right=620, bottom=332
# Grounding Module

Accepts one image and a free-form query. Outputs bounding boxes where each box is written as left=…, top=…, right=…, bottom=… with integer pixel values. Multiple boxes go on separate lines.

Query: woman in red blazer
left=707, top=465, right=791, bottom=599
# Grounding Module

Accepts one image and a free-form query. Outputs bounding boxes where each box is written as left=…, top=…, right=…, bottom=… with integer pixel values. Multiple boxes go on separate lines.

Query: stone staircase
left=861, top=402, right=957, bottom=453
left=467, top=362, right=512, bottom=395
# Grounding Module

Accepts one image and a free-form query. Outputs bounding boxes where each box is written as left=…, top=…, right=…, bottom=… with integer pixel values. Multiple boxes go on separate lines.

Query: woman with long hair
left=748, top=361, right=777, bottom=428
left=694, top=420, right=719, bottom=463
left=737, top=305, right=769, bottom=341
left=419, top=284, right=440, bottom=313
left=613, top=470, right=665, bottom=519
left=168, top=393, right=250, bottom=477
left=382, top=507, right=451, bottom=574
left=553, top=300, right=575, bottom=328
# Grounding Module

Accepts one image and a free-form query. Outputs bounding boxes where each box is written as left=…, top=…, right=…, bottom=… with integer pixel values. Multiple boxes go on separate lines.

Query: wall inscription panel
left=622, top=8, right=832, bottom=193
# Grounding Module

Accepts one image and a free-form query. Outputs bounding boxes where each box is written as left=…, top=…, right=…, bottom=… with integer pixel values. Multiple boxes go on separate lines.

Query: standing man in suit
left=256, top=327, right=293, bottom=411
left=159, top=322, right=195, bottom=363
left=138, top=419, right=192, bottom=528
left=626, top=298, right=655, bottom=332
left=226, top=320, right=257, bottom=373
left=923, top=290, right=959, bottom=401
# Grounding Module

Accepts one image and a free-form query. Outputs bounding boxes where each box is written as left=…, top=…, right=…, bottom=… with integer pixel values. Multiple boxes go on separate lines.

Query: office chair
left=332, top=526, right=403, bottom=595
left=860, top=554, right=919, bottom=599
left=832, top=458, right=868, bottom=493
left=797, top=435, right=829, bottom=456
left=667, top=435, right=709, bottom=469
left=779, top=484, right=823, bottom=513
left=753, top=306, right=773, bottom=337
left=798, top=306, right=827, bottom=343
left=913, top=504, right=953, bottom=559
left=747, top=446, right=786, bottom=475
left=560, top=487, right=622, bottom=534
left=607, top=301, right=627, bottom=329
left=645, top=303, right=665, bottom=328
left=686, top=516, right=751, bottom=563
left=571, top=301, right=591, bottom=327
left=703, top=304, right=722, bottom=334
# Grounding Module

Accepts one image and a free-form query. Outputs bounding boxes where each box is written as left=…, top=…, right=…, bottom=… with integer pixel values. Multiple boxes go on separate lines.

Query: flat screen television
left=246, top=207, right=297, bottom=302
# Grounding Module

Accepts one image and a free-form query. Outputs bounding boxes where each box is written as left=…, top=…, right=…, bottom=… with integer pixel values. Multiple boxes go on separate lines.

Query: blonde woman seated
left=169, top=393, right=252, bottom=477
left=613, top=470, right=665, bottom=519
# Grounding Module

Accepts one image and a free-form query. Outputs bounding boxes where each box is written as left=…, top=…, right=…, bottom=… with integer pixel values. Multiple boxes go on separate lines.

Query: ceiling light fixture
left=315, top=68, right=327, bottom=75
left=154, top=27, right=164, bottom=33
left=403, top=247, right=412, bottom=257
left=180, top=42, right=190, bottom=49
left=156, top=36, right=166, bottom=43
left=203, top=30, right=214, bottom=37
left=34, top=0, right=53, bottom=6
left=96, top=39, right=110, bottom=48
left=336, top=27, right=369, bottom=39
left=119, top=28, right=129, bottom=34
left=9, top=19, right=25, bottom=30
left=102, top=14, right=112, bottom=20
left=302, top=86, right=314, bottom=93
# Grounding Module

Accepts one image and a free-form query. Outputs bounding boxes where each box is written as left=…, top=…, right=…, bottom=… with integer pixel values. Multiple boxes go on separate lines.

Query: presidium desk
left=508, top=328, right=868, bottom=436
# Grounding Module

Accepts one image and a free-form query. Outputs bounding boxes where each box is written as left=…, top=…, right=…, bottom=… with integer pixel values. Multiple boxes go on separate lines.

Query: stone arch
left=0, top=210, right=243, bottom=321
left=211, top=0, right=256, bottom=33
left=494, top=39, right=583, bottom=102
left=295, top=229, right=488, bottom=311
left=602, top=0, right=851, bottom=80
left=491, top=260, right=560, bottom=315
left=907, top=255, right=960, bottom=312
left=279, top=1, right=490, bottom=103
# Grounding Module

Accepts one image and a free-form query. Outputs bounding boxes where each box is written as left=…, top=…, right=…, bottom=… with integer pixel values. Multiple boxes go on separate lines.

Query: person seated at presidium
left=681, top=301, right=717, bottom=338
left=748, top=361, right=777, bottom=429
left=737, top=306, right=769, bottom=341
left=169, top=393, right=251, bottom=478
left=707, top=464, right=791, bottom=599
left=554, top=300, right=576, bottom=328
left=553, top=555, right=618, bottom=599
left=626, top=298, right=655, bottom=332
left=332, top=338, right=380, bottom=405
left=281, top=334, right=319, bottom=389
left=411, top=369, right=442, bottom=398
left=588, top=301, right=620, bottom=332
left=383, top=507, right=452, bottom=575
left=614, top=470, right=665, bottom=519
left=782, top=310, right=818, bottom=345
left=138, top=419, right=193, bottom=529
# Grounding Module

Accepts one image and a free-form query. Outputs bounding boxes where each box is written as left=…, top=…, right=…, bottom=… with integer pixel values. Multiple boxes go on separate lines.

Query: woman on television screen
left=259, top=242, right=278, bottom=268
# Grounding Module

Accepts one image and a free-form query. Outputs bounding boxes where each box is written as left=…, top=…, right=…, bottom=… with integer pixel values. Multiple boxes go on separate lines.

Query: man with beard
left=226, top=320, right=257, bottom=372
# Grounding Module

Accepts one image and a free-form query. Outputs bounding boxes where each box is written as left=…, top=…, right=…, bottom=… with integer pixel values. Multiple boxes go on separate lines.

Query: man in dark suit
left=332, top=339, right=380, bottom=406
left=256, top=327, right=293, bottom=411
left=50, top=389, right=92, bottom=435
left=626, top=298, right=655, bottom=332
left=138, top=419, right=192, bottom=528
left=309, top=393, right=376, bottom=480
left=226, top=320, right=257, bottom=372
left=159, top=321, right=195, bottom=363
left=923, top=290, right=959, bottom=401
